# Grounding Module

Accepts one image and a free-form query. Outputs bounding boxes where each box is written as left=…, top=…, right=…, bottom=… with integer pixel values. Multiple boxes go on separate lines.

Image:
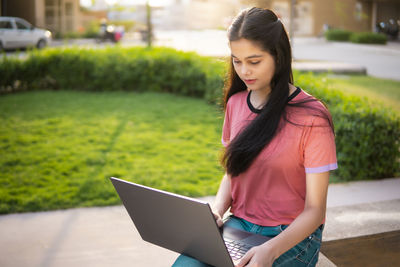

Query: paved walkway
left=292, top=37, right=400, bottom=80
left=0, top=177, right=399, bottom=267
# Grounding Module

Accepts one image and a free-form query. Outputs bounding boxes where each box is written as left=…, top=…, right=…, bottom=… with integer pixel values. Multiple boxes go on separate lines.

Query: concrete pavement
left=1, top=177, right=399, bottom=267
left=292, top=37, right=400, bottom=80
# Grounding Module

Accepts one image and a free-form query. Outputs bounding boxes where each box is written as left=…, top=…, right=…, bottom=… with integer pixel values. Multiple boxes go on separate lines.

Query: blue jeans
left=171, top=215, right=323, bottom=267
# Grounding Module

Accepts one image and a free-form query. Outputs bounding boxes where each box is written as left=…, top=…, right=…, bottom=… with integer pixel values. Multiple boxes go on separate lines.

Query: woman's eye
left=233, top=60, right=241, bottom=64
left=250, top=61, right=260, bottom=65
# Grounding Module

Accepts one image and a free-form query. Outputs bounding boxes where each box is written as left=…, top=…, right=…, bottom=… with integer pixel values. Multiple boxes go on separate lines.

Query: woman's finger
left=235, top=249, right=253, bottom=267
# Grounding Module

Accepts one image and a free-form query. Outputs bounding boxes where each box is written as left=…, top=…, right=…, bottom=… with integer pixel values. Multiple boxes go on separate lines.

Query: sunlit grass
left=0, top=91, right=225, bottom=214
left=326, top=75, right=400, bottom=113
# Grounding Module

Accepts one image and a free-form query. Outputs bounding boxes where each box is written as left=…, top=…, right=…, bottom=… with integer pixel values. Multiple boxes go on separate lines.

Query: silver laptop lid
left=110, top=177, right=234, bottom=267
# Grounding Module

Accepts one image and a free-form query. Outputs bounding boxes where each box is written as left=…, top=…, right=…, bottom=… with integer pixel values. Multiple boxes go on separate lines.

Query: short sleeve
left=303, top=116, right=338, bottom=173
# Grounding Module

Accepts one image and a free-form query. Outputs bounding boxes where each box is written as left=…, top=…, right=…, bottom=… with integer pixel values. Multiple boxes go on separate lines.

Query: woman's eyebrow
left=231, top=54, right=263, bottom=59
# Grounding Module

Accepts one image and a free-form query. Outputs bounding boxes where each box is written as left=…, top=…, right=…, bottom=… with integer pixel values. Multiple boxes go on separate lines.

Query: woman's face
left=230, top=38, right=276, bottom=93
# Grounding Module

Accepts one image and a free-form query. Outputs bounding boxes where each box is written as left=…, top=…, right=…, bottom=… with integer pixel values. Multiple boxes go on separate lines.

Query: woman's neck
left=249, top=83, right=297, bottom=109
left=249, top=87, right=270, bottom=110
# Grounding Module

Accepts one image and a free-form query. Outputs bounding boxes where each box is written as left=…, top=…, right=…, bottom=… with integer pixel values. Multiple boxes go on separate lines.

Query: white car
left=0, top=16, right=52, bottom=50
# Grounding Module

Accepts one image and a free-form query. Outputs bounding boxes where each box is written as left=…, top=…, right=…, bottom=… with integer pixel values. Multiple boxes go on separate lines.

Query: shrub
left=0, top=55, right=25, bottom=92
left=81, top=20, right=100, bottom=38
left=325, top=29, right=353, bottom=41
left=62, top=32, right=81, bottom=39
left=0, top=47, right=225, bottom=103
left=295, top=72, right=400, bottom=181
left=350, top=32, right=387, bottom=44
left=325, top=29, right=388, bottom=45
left=109, top=20, right=136, bottom=32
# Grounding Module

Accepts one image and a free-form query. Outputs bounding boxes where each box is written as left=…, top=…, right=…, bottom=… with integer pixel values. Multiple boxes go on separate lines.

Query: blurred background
left=1, top=0, right=399, bottom=43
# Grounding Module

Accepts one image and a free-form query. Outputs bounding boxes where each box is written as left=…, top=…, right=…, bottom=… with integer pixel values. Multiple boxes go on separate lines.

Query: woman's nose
left=240, top=65, right=251, bottom=76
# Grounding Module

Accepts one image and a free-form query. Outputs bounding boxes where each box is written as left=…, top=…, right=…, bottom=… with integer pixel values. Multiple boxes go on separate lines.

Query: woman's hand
left=235, top=243, right=276, bottom=267
left=212, top=173, right=232, bottom=228
left=212, top=211, right=224, bottom=227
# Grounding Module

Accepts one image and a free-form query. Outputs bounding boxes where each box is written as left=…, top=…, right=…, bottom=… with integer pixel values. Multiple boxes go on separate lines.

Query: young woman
left=172, top=7, right=337, bottom=267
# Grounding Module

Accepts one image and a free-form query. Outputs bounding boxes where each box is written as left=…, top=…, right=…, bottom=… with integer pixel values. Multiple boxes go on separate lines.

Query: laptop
left=110, top=177, right=271, bottom=267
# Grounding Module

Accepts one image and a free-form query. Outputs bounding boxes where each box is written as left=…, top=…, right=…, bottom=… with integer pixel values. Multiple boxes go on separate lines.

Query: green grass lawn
left=326, top=75, right=400, bottom=113
left=0, top=91, right=225, bottom=214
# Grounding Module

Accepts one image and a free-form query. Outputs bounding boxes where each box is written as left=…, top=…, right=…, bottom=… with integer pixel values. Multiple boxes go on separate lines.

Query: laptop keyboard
left=224, top=238, right=252, bottom=260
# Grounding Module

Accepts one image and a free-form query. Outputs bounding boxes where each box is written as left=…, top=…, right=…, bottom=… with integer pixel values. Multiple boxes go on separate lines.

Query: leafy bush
left=0, top=47, right=225, bottom=103
left=62, top=32, right=82, bottom=39
left=350, top=32, right=387, bottom=44
left=109, top=20, right=136, bottom=32
left=325, top=29, right=353, bottom=41
left=81, top=20, right=100, bottom=38
left=325, top=29, right=388, bottom=44
left=295, top=72, right=400, bottom=181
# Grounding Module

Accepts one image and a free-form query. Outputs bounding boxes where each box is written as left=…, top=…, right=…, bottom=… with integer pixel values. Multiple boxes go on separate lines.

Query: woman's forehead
left=229, top=39, right=269, bottom=59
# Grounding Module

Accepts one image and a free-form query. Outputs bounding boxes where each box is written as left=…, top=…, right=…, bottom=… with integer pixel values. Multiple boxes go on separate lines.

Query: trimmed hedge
left=1, top=47, right=399, bottom=181
left=0, top=47, right=226, bottom=104
left=325, top=29, right=353, bottom=41
left=295, top=72, right=399, bottom=180
left=325, top=29, right=387, bottom=44
left=350, top=32, right=387, bottom=44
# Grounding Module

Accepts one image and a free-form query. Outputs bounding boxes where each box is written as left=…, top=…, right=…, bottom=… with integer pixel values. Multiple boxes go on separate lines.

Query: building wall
left=35, top=0, right=46, bottom=28
left=269, top=0, right=385, bottom=36
left=1, top=0, right=36, bottom=25
left=43, top=0, right=81, bottom=34
left=0, top=0, right=81, bottom=34
left=61, top=0, right=80, bottom=33
left=294, top=1, right=314, bottom=35
left=312, top=0, right=372, bottom=34
left=376, top=1, right=400, bottom=22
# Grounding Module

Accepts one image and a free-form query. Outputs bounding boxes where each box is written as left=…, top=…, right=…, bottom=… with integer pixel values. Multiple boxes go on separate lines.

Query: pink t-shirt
left=222, top=88, right=338, bottom=226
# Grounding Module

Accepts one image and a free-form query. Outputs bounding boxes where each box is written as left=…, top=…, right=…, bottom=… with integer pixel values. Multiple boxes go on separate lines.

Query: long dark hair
left=222, top=8, right=332, bottom=177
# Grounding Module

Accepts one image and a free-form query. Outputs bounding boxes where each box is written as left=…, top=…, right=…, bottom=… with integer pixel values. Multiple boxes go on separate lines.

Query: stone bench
left=318, top=199, right=400, bottom=266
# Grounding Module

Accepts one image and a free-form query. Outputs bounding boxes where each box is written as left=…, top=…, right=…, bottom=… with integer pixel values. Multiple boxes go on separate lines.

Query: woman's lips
left=244, top=79, right=256, bottom=85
